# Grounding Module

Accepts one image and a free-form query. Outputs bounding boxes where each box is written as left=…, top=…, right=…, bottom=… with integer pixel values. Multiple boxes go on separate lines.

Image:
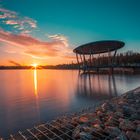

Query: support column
left=111, top=50, right=117, bottom=74
left=92, top=54, right=94, bottom=66
left=108, top=50, right=112, bottom=74
left=83, top=54, right=86, bottom=72
left=76, top=53, right=80, bottom=71
left=108, top=51, right=111, bottom=66
left=112, top=50, right=117, bottom=66
left=80, top=54, right=83, bottom=66
left=83, top=54, right=86, bottom=65
left=98, top=53, right=100, bottom=66
left=89, top=51, right=92, bottom=67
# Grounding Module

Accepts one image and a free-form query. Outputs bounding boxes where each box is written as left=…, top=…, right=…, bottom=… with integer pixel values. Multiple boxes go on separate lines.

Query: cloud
left=0, top=6, right=75, bottom=64
left=0, top=7, right=37, bottom=34
left=0, top=29, right=74, bottom=60
left=5, top=20, right=18, bottom=25
left=48, top=34, right=69, bottom=47
left=9, top=60, right=21, bottom=66
left=0, top=7, right=16, bottom=19
left=4, top=17, right=37, bottom=29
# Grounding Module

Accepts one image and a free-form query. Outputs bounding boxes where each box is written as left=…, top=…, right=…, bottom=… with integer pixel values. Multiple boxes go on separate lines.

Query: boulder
left=114, top=133, right=127, bottom=140
left=79, top=132, right=93, bottom=140
left=126, top=131, right=140, bottom=140
left=101, top=102, right=114, bottom=111
left=122, top=105, right=136, bottom=115
left=105, top=126, right=121, bottom=137
left=119, top=120, right=136, bottom=131
left=136, top=124, right=140, bottom=133
left=131, top=113, right=140, bottom=120
left=114, top=111, right=124, bottom=118
left=79, top=116, right=89, bottom=123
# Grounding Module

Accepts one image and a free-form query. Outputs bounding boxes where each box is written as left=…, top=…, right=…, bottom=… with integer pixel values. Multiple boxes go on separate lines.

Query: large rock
left=126, top=131, right=140, bottom=140
left=119, top=119, right=136, bottom=131
left=122, top=105, right=136, bottom=116
left=125, top=92, right=134, bottom=99
left=101, top=102, right=114, bottom=112
left=131, top=113, right=140, bottom=120
left=105, top=126, right=121, bottom=137
left=79, top=132, right=93, bottom=140
left=114, top=111, right=124, bottom=118
left=136, top=124, right=140, bottom=133
left=79, top=116, right=89, bottom=123
left=114, top=132, right=127, bottom=140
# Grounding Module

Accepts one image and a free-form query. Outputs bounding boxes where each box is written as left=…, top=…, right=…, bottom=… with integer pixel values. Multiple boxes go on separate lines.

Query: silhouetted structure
left=73, top=40, right=125, bottom=73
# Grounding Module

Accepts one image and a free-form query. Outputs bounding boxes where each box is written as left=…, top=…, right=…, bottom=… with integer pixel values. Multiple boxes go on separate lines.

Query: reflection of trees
left=76, top=73, right=118, bottom=100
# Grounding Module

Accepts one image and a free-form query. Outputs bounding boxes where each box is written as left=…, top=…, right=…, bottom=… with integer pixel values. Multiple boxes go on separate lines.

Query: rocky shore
left=72, top=87, right=140, bottom=140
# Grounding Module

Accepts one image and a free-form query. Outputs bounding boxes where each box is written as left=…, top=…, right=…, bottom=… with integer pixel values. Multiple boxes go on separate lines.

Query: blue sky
left=0, top=0, right=140, bottom=65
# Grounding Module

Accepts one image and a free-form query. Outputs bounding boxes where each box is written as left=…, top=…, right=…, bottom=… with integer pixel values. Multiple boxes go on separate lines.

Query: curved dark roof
left=73, top=40, right=125, bottom=55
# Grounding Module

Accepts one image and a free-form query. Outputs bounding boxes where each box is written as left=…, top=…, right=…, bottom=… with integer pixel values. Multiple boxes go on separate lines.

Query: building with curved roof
left=73, top=40, right=125, bottom=73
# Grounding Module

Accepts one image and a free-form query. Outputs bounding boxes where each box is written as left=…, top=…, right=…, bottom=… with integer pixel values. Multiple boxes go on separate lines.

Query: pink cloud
left=0, top=29, right=74, bottom=60
left=0, top=7, right=37, bottom=34
left=0, top=8, right=17, bottom=19
left=24, top=17, right=37, bottom=28
left=5, top=20, right=18, bottom=25
left=48, top=34, right=69, bottom=48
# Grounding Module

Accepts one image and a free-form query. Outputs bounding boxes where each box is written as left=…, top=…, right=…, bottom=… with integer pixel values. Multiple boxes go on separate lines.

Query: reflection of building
left=76, top=73, right=118, bottom=100
left=73, top=40, right=125, bottom=73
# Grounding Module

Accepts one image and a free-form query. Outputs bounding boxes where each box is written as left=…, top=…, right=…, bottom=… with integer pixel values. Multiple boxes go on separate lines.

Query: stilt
left=76, top=53, right=80, bottom=72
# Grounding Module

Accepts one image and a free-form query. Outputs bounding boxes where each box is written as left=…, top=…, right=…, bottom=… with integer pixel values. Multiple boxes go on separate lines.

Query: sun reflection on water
left=33, top=69, right=40, bottom=122
left=34, top=69, right=38, bottom=97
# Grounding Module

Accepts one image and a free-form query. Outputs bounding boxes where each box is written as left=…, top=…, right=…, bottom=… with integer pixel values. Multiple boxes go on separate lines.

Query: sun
left=31, top=63, right=38, bottom=69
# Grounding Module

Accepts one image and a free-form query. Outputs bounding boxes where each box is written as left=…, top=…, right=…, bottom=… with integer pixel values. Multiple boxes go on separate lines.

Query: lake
left=0, top=69, right=140, bottom=138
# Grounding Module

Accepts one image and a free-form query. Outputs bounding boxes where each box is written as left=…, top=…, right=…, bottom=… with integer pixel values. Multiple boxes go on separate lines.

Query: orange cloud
left=8, top=60, right=21, bottom=66
left=0, top=29, right=75, bottom=64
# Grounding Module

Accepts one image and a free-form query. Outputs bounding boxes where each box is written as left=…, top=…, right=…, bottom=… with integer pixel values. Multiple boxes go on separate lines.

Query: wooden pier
left=73, top=40, right=126, bottom=73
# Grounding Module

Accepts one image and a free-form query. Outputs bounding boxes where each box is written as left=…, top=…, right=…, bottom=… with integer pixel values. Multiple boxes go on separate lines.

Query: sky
left=0, top=0, right=140, bottom=66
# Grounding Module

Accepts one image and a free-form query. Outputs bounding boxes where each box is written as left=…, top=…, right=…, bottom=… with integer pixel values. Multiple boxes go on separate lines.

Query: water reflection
left=34, top=69, right=38, bottom=97
left=76, top=73, right=118, bottom=100
left=0, top=70, right=140, bottom=138
left=33, top=69, right=40, bottom=122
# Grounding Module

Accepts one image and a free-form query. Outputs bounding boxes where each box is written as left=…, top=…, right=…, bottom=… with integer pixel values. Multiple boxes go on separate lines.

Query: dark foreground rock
left=72, top=87, right=140, bottom=140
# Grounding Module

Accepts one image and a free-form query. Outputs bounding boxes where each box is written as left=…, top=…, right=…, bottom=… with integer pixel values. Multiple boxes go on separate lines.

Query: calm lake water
left=0, top=69, right=140, bottom=138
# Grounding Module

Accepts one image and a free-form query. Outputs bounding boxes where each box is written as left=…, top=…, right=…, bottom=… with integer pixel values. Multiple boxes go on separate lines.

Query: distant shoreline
left=0, top=65, right=78, bottom=70
left=1, top=66, right=140, bottom=74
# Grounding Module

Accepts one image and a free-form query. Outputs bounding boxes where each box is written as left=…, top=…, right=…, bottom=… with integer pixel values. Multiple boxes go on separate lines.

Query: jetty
left=73, top=40, right=140, bottom=74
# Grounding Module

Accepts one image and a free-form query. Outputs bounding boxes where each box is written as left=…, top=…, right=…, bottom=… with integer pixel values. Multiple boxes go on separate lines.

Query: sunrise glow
left=31, top=63, right=38, bottom=69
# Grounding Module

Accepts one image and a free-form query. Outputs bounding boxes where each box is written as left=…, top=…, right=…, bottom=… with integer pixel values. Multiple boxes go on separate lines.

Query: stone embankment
left=73, top=87, right=140, bottom=140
